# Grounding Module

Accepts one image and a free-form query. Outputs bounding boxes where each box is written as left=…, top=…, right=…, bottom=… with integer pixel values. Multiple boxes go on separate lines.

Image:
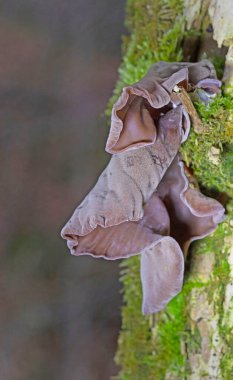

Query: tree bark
left=111, top=1, right=233, bottom=379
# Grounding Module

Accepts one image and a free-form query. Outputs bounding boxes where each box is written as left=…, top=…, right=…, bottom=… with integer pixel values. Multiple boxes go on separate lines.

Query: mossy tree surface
left=109, top=1, right=233, bottom=379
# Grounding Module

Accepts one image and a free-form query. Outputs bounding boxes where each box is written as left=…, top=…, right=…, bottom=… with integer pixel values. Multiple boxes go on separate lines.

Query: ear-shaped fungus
left=106, top=59, right=221, bottom=153
left=61, top=60, right=225, bottom=315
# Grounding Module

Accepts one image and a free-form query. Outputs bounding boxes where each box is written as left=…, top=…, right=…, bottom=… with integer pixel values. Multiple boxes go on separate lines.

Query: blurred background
left=0, top=1, right=125, bottom=379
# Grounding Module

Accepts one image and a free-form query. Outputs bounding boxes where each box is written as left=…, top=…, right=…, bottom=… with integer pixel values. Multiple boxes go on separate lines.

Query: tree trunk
left=109, top=1, right=233, bottom=379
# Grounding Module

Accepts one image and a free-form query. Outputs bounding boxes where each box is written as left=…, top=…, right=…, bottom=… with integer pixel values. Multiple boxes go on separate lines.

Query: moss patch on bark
left=107, top=1, right=233, bottom=379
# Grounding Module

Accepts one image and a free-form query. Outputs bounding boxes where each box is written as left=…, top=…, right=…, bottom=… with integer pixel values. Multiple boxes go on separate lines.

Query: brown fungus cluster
left=61, top=60, right=224, bottom=315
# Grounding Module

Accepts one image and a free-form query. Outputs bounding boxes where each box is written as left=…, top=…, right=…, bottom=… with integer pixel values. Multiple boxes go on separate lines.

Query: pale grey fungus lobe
left=61, top=60, right=224, bottom=315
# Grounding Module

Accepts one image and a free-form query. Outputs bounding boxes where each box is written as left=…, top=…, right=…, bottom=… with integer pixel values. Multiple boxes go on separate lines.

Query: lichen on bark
left=107, top=1, right=233, bottom=379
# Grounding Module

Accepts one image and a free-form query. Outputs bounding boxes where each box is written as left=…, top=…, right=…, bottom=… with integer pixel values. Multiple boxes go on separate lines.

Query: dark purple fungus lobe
left=61, top=154, right=224, bottom=315
left=106, top=66, right=188, bottom=154
left=61, top=60, right=225, bottom=315
left=61, top=107, right=185, bottom=241
left=106, top=60, right=220, bottom=154
left=155, top=155, right=225, bottom=255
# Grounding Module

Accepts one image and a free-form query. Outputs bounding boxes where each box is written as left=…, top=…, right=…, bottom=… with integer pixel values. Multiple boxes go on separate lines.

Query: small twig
left=176, top=87, right=205, bottom=134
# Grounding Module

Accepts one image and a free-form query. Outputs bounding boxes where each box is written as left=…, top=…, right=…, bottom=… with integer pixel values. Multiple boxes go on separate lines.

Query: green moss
left=218, top=203, right=233, bottom=378
left=109, top=0, right=233, bottom=378
left=116, top=256, right=188, bottom=380
left=180, top=95, right=233, bottom=196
